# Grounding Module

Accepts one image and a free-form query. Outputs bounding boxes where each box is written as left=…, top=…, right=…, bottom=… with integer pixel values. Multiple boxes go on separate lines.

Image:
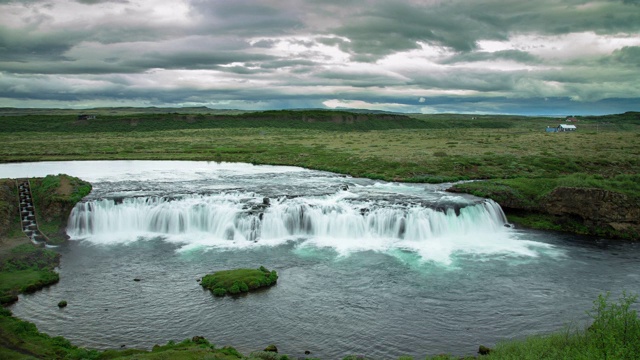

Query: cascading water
left=68, top=193, right=506, bottom=241
left=66, top=189, right=534, bottom=263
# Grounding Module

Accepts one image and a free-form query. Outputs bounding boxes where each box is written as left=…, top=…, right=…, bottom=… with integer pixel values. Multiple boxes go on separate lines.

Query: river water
left=2, top=161, right=639, bottom=359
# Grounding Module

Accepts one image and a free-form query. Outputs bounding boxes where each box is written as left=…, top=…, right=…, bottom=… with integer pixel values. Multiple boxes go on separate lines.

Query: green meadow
left=1, top=110, right=638, bottom=185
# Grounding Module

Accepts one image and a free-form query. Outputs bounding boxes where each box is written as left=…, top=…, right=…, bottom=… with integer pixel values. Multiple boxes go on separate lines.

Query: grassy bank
left=2, top=290, right=639, bottom=359
left=450, top=174, right=640, bottom=238
left=0, top=244, right=60, bottom=306
left=0, top=180, right=22, bottom=240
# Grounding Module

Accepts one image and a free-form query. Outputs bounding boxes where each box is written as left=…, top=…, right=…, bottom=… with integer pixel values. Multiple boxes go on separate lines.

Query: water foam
left=67, top=192, right=552, bottom=263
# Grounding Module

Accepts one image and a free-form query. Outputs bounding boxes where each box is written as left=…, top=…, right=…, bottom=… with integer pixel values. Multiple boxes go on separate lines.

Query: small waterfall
left=67, top=193, right=509, bottom=245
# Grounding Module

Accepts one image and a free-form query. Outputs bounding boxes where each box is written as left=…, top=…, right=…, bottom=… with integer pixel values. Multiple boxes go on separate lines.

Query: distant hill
left=0, top=107, right=249, bottom=116
left=0, top=109, right=431, bottom=133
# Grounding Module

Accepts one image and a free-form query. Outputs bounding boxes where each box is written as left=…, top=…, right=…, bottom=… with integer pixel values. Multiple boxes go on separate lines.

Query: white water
left=67, top=190, right=549, bottom=264
left=0, top=160, right=556, bottom=264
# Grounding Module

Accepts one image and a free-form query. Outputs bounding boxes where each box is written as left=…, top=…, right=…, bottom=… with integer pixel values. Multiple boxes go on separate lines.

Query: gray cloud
left=609, top=46, right=640, bottom=66
left=328, top=0, right=640, bottom=61
left=0, top=0, right=638, bottom=114
left=441, top=50, right=541, bottom=65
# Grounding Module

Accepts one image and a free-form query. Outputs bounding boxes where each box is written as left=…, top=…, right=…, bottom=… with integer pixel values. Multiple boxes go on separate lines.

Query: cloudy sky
left=1, top=0, right=639, bottom=114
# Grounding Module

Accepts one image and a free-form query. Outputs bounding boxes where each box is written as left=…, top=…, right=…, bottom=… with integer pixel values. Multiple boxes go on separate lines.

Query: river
left=2, top=160, right=639, bottom=359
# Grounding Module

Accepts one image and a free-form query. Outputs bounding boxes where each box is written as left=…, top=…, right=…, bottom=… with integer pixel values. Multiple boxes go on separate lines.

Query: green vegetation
left=0, top=244, right=60, bottom=305
left=453, top=173, right=640, bottom=207
left=201, top=266, right=278, bottom=296
left=480, top=292, right=640, bottom=360
left=0, top=309, right=246, bottom=359
left=0, top=110, right=637, bottom=183
left=450, top=173, right=640, bottom=239
left=0, top=179, right=22, bottom=239
left=30, top=174, right=92, bottom=244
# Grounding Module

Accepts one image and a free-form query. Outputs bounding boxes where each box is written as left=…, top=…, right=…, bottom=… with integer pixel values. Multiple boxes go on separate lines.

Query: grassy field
left=0, top=111, right=638, bottom=184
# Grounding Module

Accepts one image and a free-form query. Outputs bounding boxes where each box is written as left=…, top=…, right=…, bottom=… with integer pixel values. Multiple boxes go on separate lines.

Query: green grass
left=0, top=308, right=245, bottom=359
left=1, top=111, right=637, bottom=185
left=450, top=174, right=640, bottom=239
left=0, top=179, right=21, bottom=239
left=0, top=244, right=60, bottom=305
left=200, top=266, right=278, bottom=296
left=480, top=292, right=640, bottom=360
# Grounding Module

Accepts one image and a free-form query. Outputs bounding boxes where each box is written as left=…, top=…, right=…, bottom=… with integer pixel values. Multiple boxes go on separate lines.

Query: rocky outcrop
left=448, top=184, right=639, bottom=240
left=540, top=187, right=640, bottom=239
left=263, top=344, right=278, bottom=353
left=30, top=175, right=91, bottom=244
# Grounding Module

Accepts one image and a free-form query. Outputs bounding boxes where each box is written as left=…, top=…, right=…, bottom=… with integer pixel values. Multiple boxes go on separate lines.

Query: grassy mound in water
left=200, top=266, right=278, bottom=297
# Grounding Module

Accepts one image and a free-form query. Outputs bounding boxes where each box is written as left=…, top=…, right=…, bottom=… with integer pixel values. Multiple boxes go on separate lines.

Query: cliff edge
left=449, top=183, right=639, bottom=240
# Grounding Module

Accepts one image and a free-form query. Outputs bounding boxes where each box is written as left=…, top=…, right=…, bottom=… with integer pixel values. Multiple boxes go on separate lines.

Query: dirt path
left=56, top=177, right=73, bottom=196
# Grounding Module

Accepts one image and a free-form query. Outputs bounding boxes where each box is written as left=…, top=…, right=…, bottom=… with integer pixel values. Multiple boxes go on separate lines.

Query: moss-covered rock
left=200, top=266, right=278, bottom=297
left=264, top=344, right=278, bottom=353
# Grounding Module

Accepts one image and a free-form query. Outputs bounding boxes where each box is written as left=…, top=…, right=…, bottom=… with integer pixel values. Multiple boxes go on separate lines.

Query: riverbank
left=448, top=175, right=640, bottom=240
left=0, top=175, right=90, bottom=305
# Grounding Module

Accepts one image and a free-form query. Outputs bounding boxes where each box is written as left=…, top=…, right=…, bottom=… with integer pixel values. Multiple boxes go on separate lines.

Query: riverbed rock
left=478, top=345, right=492, bottom=355
left=264, top=344, right=278, bottom=353
left=191, top=336, right=207, bottom=344
left=58, top=300, right=68, bottom=308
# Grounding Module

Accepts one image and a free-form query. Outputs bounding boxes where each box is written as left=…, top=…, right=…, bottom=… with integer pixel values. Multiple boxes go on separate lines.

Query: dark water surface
left=3, top=161, right=640, bottom=359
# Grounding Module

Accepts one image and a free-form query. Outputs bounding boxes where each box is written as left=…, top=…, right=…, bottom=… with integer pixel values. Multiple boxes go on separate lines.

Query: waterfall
left=67, top=193, right=509, bottom=245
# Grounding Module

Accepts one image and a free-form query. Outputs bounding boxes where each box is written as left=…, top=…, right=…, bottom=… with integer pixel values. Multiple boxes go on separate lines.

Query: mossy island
left=200, top=266, right=278, bottom=297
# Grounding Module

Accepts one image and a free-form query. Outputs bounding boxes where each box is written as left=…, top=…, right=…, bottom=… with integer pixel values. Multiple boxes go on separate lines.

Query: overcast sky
left=1, top=0, right=639, bottom=114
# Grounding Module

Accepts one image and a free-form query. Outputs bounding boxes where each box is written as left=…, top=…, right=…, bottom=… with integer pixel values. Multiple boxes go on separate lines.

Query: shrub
left=229, top=282, right=240, bottom=295
left=213, top=288, right=227, bottom=297
left=586, top=291, right=640, bottom=358
left=220, top=346, right=242, bottom=357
